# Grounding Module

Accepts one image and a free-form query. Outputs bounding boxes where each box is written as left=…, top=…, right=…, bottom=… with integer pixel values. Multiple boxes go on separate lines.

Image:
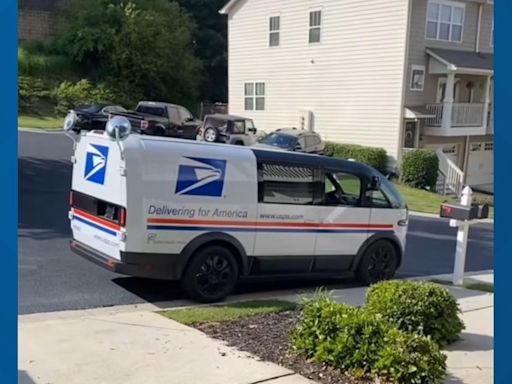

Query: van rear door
left=69, top=132, right=126, bottom=260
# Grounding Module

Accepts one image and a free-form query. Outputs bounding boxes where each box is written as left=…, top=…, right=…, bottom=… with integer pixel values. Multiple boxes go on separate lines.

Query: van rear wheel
left=356, top=240, right=398, bottom=285
left=181, top=246, right=239, bottom=303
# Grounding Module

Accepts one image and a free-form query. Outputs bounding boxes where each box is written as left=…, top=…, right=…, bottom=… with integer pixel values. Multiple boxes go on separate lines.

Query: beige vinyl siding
left=478, top=3, right=493, bottom=53
left=227, top=0, right=410, bottom=162
left=404, top=0, right=482, bottom=106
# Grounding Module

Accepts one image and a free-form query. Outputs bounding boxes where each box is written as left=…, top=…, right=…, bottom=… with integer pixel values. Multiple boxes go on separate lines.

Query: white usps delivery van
left=66, top=115, right=408, bottom=302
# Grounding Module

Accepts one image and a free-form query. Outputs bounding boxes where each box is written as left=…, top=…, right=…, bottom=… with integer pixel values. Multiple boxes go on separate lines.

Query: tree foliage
left=56, top=0, right=201, bottom=108
left=176, top=0, right=228, bottom=102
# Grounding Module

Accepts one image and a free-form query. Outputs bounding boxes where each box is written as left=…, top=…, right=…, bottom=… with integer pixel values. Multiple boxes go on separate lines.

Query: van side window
left=323, top=171, right=362, bottom=206
left=259, top=163, right=315, bottom=205
left=367, top=179, right=405, bottom=209
left=367, top=190, right=391, bottom=208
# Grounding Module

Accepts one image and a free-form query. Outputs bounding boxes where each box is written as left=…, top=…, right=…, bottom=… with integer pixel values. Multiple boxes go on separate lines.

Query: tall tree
left=176, top=0, right=228, bottom=103
left=57, top=0, right=202, bottom=108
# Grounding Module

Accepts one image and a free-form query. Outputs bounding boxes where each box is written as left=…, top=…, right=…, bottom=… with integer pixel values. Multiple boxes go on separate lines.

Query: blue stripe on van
left=146, top=225, right=390, bottom=234
left=74, top=216, right=117, bottom=236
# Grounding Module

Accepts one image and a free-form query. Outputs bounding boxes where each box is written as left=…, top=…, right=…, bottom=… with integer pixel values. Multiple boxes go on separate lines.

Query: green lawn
left=394, top=183, right=494, bottom=218
left=18, top=114, right=63, bottom=129
left=160, top=300, right=297, bottom=325
left=394, top=184, right=456, bottom=214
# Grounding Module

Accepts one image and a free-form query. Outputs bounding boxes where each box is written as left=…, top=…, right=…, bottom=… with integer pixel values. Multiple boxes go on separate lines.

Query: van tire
left=356, top=240, right=398, bottom=286
left=181, top=246, right=239, bottom=303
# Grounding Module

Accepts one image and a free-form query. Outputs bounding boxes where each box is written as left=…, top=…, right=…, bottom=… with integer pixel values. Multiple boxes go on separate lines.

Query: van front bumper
left=70, top=240, right=183, bottom=280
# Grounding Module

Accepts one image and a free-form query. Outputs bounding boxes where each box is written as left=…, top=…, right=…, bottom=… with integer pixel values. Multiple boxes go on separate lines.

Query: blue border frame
left=0, top=0, right=17, bottom=380
left=495, top=1, right=509, bottom=382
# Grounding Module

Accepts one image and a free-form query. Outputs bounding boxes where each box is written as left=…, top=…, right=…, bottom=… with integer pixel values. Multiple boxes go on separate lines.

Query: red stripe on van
left=146, top=218, right=393, bottom=230
left=73, top=209, right=122, bottom=231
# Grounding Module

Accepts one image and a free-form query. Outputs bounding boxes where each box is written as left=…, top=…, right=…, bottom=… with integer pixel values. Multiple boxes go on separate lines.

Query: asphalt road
left=18, top=130, right=494, bottom=314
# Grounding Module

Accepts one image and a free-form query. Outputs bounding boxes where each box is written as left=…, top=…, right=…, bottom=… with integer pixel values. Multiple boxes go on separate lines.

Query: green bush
left=323, top=142, right=388, bottom=173
left=374, top=329, right=447, bottom=384
left=399, top=149, right=439, bottom=190
left=292, top=294, right=448, bottom=383
left=292, top=294, right=389, bottom=373
left=18, top=46, right=75, bottom=78
left=52, top=79, right=117, bottom=115
left=365, top=280, right=464, bottom=347
left=18, top=76, right=57, bottom=111
left=57, top=0, right=201, bottom=107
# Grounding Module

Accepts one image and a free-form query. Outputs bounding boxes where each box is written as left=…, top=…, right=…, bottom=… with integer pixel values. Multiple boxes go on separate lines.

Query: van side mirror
left=368, top=176, right=381, bottom=191
left=294, top=143, right=303, bottom=151
left=248, top=127, right=257, bottom=134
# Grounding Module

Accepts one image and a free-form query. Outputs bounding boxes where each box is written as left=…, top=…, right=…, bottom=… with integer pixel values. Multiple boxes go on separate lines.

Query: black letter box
left=440, top=203, right=489, bottom=220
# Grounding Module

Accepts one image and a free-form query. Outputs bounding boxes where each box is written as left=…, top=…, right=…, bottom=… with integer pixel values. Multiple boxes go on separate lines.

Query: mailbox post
left=452, top=186, right=472, bottom=286
left=439, top=186, right=490, bottom=286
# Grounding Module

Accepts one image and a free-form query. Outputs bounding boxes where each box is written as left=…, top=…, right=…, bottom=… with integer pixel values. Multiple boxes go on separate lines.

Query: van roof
left=251, top=148, right=379, bottom=177
left=124, top=134, right=380, bottom=178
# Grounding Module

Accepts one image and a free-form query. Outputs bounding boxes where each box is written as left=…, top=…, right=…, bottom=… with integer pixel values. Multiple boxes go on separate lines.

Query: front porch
left=423, top=48, right=493, bottom=137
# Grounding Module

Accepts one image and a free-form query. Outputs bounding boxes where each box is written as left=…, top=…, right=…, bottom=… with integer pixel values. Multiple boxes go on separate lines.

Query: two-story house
left=220, top=0, right=494, bottom=194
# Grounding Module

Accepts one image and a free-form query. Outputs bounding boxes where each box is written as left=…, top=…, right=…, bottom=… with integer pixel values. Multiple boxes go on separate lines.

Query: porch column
left=441, top=70, right=456, bottom=131
left=482, top=75, right=492, bottom=132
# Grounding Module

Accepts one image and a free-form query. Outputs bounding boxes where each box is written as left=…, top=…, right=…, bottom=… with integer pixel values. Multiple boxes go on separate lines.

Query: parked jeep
left=196, top=114, right=261, bottom=145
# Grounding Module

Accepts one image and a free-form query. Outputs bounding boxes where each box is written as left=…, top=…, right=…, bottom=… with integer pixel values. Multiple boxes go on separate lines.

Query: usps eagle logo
left=84, top=144, right=109, bottom=185
left=175, top=157, right=226, bottom=197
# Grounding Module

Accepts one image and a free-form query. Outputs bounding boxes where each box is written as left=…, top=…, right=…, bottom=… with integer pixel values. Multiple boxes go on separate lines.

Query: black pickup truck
left=113, top=101, right=202, bottom=139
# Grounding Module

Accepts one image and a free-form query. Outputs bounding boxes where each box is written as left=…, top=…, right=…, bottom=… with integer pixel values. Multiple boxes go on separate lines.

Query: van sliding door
left=252, top=162, right=318, bottom=274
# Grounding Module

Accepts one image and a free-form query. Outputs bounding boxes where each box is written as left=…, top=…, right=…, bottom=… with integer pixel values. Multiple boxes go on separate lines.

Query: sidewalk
left=19, top=273, right=493, bottom=384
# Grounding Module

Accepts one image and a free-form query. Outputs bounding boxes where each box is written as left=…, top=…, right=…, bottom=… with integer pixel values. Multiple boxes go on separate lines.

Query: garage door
left=466, top=141, right=494, bottom=186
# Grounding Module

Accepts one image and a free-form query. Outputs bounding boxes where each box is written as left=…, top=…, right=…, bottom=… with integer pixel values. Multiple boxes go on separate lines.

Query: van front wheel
left=356, top=240, right=398, bottom=285
left=181, top=246, right=239, bottom=303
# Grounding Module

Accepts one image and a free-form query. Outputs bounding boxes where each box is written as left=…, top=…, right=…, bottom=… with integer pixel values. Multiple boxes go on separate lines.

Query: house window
left=269, top=16, right=280, bottom=47
left=426, top=1, right=465, bottom=42
left=244, top=82, right=265, bottom=111
left=309, top=10, right=322, bottom=43
left=410, top=65, right=426, bottom=91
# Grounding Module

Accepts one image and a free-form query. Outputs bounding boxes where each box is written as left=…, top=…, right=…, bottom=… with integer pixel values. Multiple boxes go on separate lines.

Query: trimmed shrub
left=52, top=79, right=117, bottom=115
left=291, top=293, right=354, bottom=357
left=292, top=294, right=448, bottom=383
left=374, top=328, right=447, bottom=384
left=399, top=149, right=439, bottom=190
left=323, top=142, right=388, bottom=173
left=365, top=280, right=464, bottom=347
left=292, top=294, right=390, bottom=373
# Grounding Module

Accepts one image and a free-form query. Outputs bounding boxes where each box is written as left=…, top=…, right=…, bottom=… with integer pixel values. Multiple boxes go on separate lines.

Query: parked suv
left=197, top=114, right=261, bottom=145
left=111, top=101, right=201, bottom=139
left=254, top=128, right=325, bottom=154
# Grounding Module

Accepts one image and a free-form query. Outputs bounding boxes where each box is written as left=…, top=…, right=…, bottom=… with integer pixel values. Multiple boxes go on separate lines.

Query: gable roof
left=219, top=0, right=240, bottom=14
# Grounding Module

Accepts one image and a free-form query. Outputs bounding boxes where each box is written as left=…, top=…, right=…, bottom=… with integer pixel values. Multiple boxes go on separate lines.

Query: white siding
left=227, top=0, right=410, bottom=161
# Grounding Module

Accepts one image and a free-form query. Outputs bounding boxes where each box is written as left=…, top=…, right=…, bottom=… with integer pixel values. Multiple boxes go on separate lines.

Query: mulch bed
left=195, top=311, right=375, bottom=384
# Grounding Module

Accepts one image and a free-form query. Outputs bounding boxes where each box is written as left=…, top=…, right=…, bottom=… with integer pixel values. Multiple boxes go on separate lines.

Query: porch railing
left=426, top=103, right=485, bottom=128
left=435, top=149, right=464, bottom=196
